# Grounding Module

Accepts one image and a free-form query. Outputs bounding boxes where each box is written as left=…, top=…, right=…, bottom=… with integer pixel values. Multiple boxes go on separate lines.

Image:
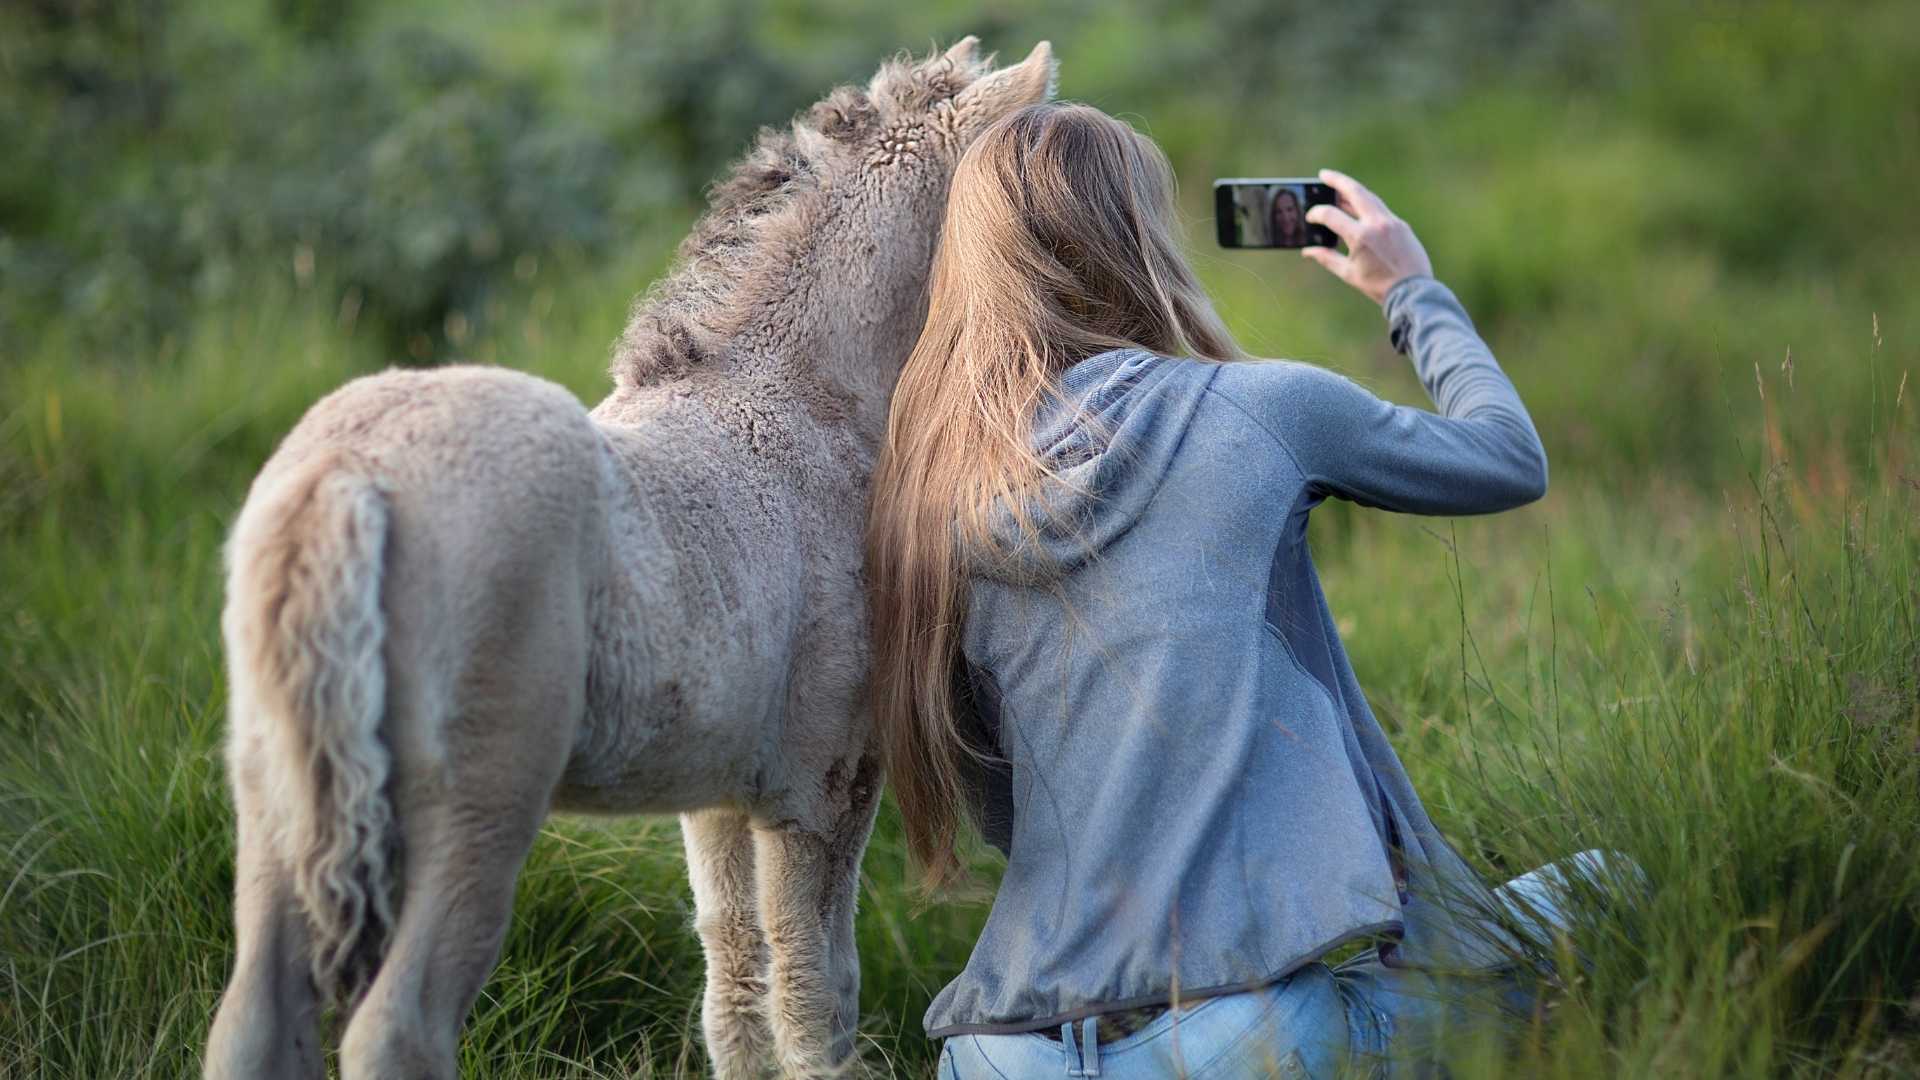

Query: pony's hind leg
left=755, top=751, right=883, bottom=1079
left=205, top=762, right=324, bottom=1080
left=683, top=807, right=775, bottom=1078
left=329, top=462, right=592, bottom=1078
left=335, top=612, right=581, bottom=1078
left=334, top=755, right=559, bottom=1080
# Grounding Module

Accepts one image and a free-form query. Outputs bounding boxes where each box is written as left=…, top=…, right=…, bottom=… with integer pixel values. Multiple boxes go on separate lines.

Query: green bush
left=0, top=8, right=628, bottom=354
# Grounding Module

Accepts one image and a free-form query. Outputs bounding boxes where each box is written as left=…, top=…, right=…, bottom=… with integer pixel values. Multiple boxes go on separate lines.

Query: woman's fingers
left=1306, top=169, right=1433, bottom=305
left=1304, top=203, right=1360, bottom=245
left=1301, top=245, right=1351, bottom=280
left=1318, top=168, right=1390, bottom=219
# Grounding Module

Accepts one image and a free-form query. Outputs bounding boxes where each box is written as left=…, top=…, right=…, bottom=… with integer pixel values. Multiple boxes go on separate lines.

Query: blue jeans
left=938, top=850, right=1635, bottom=1079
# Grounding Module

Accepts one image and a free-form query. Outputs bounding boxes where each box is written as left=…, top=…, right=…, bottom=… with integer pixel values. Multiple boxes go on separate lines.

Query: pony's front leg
left=683, top=807, right=775, bottom=1078
left=754, top=753, right=883, bottom=1079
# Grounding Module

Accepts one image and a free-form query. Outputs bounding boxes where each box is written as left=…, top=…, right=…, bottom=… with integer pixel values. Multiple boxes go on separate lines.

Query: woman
left=865, top=102, right=1622, bottom=1078
left=1270, top=184, right=1311, bottom=246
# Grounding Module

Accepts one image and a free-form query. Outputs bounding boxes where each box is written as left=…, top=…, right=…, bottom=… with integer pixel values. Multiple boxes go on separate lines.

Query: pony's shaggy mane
left=610, top=46, right=992, bottom=389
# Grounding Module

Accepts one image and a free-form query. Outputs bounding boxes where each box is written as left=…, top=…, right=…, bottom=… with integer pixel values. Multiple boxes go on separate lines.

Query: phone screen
left=1214, top=178, right=1339, bottom=249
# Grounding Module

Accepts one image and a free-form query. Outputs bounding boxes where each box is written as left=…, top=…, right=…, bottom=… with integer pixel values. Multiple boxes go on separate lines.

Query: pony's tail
left=222, top=455, right=398, bottom=1009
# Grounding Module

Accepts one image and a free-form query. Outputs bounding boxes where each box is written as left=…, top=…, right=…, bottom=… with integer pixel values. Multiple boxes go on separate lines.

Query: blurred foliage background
left=3, top=1, right=1918, bottom=1077
left=3, top=0, right=1915, bottom=480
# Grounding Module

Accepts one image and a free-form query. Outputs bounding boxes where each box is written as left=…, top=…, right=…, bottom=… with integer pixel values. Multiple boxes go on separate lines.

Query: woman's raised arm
left=1239, top=169, right=1548, bottom=513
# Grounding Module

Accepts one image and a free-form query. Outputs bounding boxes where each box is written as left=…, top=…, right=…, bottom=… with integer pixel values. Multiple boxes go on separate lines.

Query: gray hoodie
left=927, top=274, right=1548, bottom=1038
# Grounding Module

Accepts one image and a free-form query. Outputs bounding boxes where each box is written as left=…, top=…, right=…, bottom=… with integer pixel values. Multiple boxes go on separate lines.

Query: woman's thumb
left=1302, top=245, right=1349, bottom=279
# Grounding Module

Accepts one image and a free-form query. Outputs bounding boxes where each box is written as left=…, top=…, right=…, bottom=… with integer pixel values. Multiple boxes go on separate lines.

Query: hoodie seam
left=1149, top=358, right=1227, bottom=483
left=1200, top=381, right=1314, bottom=487
left=924, top=920, right=1406, bottom=1038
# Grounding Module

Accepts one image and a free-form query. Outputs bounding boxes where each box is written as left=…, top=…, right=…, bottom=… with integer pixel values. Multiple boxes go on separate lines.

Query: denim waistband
left=940, top=964, right=1349, bottom=1079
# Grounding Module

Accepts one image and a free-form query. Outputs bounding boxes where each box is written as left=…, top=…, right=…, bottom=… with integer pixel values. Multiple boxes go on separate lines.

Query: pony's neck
left=606, top=249, right=924, bottom=451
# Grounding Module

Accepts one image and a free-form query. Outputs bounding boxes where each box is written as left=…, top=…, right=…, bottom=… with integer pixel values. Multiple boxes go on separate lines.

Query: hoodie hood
left=963, top=347, right=1215, bottom=585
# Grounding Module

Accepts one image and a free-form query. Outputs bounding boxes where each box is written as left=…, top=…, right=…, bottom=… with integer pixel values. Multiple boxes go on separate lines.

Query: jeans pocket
left=1188, top=965, right=1350, bottom=1080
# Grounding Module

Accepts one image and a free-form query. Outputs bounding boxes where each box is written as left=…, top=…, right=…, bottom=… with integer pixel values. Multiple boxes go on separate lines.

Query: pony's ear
left=953, top=40, right=1056, bottom=130
left=943, top=34, right=981, bottom=67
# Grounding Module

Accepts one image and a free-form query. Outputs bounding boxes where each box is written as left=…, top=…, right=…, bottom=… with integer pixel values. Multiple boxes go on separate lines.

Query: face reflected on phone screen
left=1268, top=185, right=1310, bottom=247
left=1218, top=180, right=1338, bottom=249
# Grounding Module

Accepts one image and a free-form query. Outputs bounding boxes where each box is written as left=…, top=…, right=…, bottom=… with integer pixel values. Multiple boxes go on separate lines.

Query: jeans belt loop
left=1062, top=1017, right=1102, bottom=1077
left=1067, top=1014, right=1098, bottom=1068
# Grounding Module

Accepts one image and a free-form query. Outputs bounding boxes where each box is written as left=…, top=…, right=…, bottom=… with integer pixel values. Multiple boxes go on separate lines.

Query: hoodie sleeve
left=1235, top=275, right=1548, bottom=515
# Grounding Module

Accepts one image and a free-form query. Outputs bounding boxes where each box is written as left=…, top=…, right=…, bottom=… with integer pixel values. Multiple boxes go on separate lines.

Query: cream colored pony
left=202, top=38, right=1056, bottom=1080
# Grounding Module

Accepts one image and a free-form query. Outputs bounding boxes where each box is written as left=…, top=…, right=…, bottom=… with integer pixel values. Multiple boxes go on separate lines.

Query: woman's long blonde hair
left=864, top=102, right=1245, bottom=889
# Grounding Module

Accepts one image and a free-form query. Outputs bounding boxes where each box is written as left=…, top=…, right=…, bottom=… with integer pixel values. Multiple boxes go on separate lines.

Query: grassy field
left=4, top=2, right=1919, bottom=1077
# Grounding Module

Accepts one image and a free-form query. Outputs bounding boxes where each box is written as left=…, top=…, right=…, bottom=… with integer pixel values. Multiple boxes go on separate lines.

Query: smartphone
left=1214, top=178, right=1339, bottom=249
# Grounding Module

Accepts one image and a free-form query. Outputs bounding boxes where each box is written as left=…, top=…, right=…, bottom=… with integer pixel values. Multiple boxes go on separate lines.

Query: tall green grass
left=1389, top=424, right=1920, bottom=1076
left=2, top=257, right=1914, bottom=1075
left=3, top=1, right=1916, bottom=1069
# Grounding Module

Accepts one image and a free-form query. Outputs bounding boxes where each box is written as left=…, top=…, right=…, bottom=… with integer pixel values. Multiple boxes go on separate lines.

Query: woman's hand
left=1301, top=168, right=1434, bottom=306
